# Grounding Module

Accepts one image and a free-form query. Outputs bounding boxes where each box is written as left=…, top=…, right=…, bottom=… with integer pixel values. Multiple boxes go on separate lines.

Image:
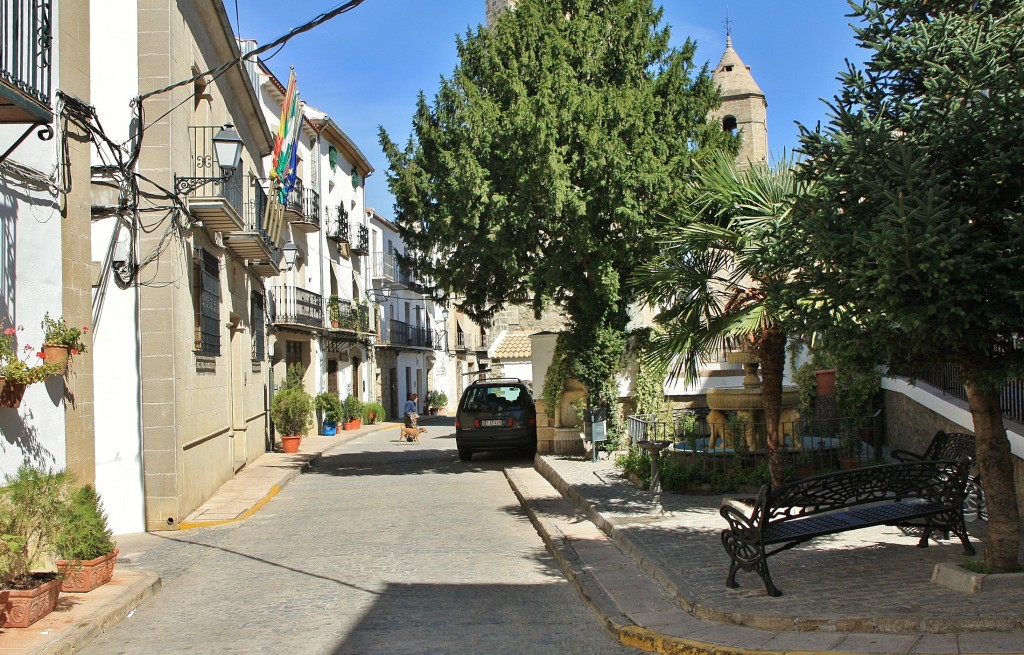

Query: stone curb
left=28, top=571, right=162, bottom=655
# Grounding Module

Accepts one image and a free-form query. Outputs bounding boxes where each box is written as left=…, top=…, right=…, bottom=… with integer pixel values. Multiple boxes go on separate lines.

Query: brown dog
left=399, top=426, right=427, bottom=444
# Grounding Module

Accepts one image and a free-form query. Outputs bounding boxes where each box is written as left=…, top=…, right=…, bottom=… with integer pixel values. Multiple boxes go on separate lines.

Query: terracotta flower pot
left=814, top=368, right=837, bottom=397
left=280, top=434, right=302, bottom=453
left=344, top=418, right=361, bottom=431
left=0, top=575, right=61, bottom=628
left=43, top=344, right=70, bottom=373
left=56, top=549, right=119, bottom=593
left=0, top=380, right=27, bottom=408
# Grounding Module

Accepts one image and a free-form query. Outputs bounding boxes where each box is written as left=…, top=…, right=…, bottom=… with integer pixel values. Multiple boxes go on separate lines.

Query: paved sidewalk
left=523, top=454, right=1024, bottom=655
left=7, top=424, right=1024, bottom=655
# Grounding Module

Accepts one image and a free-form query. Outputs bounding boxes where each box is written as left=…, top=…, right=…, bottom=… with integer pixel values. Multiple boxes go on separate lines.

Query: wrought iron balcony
left=455, top=331, right=489, bottom=352
left=270, top=284, right=323, bottom=330
left=283, top=179, right=305, bottom=218
left=0, top=0, right=52, bottom=124
left=325, top=205, right=349, bottom=243
left=290, top=186, right=319, bottom=233
left=327, top=297, right=369, bottom=333
left=179, top=125, right=246, bottom=232
left=378, top=319, right=434, bottom=349
left=223, top=178, right=278, bottom=276
left=349, top=221, right=369, bottom=256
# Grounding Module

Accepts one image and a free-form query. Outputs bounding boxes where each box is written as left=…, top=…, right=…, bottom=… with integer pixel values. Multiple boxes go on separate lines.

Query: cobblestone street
left=79, top=423, right=641, bottom=655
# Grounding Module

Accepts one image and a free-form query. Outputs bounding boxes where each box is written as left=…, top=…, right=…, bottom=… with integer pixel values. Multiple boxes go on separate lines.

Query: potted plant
left=54, top=483, right=117, bottom=593
left=271, top=364, right=313, bottom=453
left=0, top=326, right=61, bottom=408
left=1, top=466, right=69, bottom=628
left=364, top=401, right=386, bottom=424
left=426, top=389, right=448, bottom=416
left=315, top=392, right=343, bottom=436
left=342, top=394, right=364, bottom=430
left=40, top=313, right=88, bottom=373
left=327, top=296, right=342, bottom=328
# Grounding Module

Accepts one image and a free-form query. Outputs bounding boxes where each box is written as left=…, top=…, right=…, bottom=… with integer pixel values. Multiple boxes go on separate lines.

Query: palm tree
left=634, top=151, right=811, bottom=488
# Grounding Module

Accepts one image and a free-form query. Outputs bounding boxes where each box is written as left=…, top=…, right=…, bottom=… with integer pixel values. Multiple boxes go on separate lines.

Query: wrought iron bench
left=892, top=431, right=985, bottom=521
left=719, top=459, right=975, bottom=596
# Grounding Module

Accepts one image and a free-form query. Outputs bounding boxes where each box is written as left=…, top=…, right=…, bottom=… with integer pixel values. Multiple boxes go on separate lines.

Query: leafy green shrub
left=342, top=395, right=364, bottom=422
left=55, top=484, right=115, bottom=562
left=364, top=402, right=386, bottom=424
left=0, top=466, right=70, bottom=586
left=272, top=387, right=313, bottom=436
left=426, top=389, right=448, bottom=410
left=314, top=392, right=343, bottom=423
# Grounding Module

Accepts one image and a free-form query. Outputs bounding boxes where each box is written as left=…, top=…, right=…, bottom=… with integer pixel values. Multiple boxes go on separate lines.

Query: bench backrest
left=923, top=431, right=976, bottom=463
left=753, top=459, right=968, bottom=526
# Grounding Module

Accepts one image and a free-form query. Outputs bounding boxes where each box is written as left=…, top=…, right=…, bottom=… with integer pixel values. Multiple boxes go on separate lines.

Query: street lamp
left=174, top=124, right=244, bottom=196
left=369, top=285, right=392, bottom=303
left=281, top=240, right=298, bottom=271
left=439, top=305, right=450, bottom=354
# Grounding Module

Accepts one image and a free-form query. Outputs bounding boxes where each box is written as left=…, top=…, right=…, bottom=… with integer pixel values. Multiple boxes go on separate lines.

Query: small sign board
left=590, top=420, right=607, bottom=443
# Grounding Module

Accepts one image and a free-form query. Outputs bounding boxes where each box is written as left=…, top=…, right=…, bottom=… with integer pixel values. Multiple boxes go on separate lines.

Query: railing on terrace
left=0, top=0, right=52, bottom=111
left=917, top=364, right=1024, bottom=423
left=349, top=221, right=369, bottom=255
left=270, top=284, right=323, bottom=329
left=626, top=410, right=882, bottom=478
left=186, top=126, right=244, bottom=212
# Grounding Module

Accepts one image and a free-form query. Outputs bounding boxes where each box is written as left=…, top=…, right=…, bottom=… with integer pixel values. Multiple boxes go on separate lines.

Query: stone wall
left=489, top=303, right=568, bottom=336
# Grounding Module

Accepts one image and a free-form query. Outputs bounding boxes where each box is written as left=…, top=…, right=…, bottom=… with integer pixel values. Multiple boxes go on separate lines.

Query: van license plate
left=481, top=419, right=505, bottom=427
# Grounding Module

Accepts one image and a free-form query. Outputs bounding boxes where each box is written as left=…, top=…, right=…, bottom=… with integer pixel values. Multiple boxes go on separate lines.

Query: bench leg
left=721, top=532, right=782, bottom=596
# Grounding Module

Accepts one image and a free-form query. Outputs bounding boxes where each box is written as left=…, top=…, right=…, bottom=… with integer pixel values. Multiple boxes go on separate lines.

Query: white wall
left=88, top=0, right=145, bottom=535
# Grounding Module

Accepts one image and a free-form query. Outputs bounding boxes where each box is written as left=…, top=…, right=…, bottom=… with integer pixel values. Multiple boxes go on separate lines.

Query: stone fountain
left=705, top=350, right=801, bottom=451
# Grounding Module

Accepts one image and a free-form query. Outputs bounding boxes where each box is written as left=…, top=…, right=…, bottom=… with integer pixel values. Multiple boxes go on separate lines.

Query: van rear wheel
left=458, top=448, right=472, bottom=462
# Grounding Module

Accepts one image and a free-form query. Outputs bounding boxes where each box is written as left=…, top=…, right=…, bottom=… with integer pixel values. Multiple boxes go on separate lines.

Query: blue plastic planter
left=322, top=421, right=337, bottom=436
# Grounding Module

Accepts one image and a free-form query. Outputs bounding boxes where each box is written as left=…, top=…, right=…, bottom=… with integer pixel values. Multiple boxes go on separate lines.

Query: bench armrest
left=890, top=449, right=923, bottom=462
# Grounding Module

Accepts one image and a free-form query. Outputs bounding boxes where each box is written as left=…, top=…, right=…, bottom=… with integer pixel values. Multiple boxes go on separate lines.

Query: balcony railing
left=183, top=126, right=244, bottom=212
left=283, top=179, right=304, bottom=216
left=327, top=298, right=369, bottom=333
left=371, top=252, right=396, bottom=282
left=288, top=186, right=319, bottom=231
left=0, top=0, right=52, bottom=120
left=379, top=319, right=434, bottom=349
left=349, top=221, right=369, bottom=255
left=270, top=284, right=323, bottom=329
left=456, top=331, right=489, bottom=351
left=325, top=205, right=349, bottom=243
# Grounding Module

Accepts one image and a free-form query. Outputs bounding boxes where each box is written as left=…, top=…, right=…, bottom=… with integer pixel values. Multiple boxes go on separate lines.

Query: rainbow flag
left=271, top=69, right=302, bottom=205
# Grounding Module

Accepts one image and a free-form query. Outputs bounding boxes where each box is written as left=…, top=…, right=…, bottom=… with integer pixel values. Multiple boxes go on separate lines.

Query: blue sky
left=230, top=0, right=864, bottom=218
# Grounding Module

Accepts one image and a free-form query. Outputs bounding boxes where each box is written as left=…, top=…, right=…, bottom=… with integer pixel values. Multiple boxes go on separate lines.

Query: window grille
left=251, top=291, right=266, bottom=361
left=193, top=248, right=221, bottom=356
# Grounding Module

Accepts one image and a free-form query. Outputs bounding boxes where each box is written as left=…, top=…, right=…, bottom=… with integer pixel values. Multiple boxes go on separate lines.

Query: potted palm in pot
left=54, top=483, right=117, bottom=593
left=315, top=392, right=343, bottom=436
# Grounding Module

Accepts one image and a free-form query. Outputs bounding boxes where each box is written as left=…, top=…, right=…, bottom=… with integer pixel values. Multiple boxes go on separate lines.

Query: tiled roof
left=493, top=333, right=532, bottom=360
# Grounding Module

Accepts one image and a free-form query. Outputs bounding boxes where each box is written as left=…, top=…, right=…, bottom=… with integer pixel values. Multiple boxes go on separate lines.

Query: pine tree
left=792, top=0, right=1024, bottom=571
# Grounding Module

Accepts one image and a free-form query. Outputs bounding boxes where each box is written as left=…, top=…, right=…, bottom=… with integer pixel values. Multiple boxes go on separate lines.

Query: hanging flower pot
left=0, top=379, right=27, bottom=408
left=43, top=344, right=70, bottom=374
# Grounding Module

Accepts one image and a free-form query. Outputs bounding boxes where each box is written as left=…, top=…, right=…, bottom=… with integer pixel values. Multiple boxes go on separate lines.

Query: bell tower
left=486, top=0, right=516, bottom=26
left=709, top=29, right=768, bottom=169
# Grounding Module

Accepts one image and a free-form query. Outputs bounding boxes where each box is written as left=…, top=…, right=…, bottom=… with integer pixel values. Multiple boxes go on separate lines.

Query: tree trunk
left=964, top=382, right=1021, bottom=572
left=757, top=326, right=787, bottom=488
